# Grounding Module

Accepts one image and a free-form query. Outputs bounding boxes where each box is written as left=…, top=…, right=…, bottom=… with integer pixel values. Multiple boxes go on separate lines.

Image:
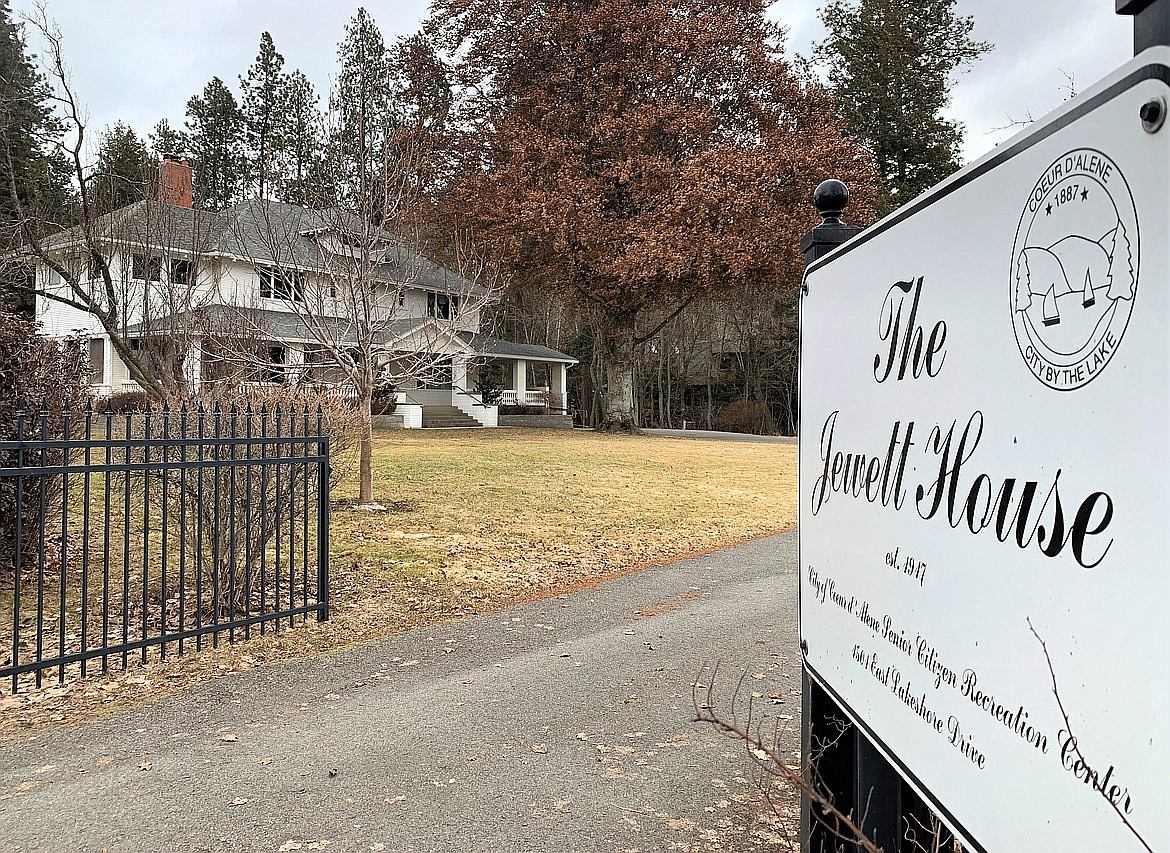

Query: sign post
left=799, top=4, right=1169, bottom=851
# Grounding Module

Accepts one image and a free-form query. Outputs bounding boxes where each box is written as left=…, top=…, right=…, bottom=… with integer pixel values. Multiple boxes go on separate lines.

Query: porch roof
left=126, top=306, right=578, bottom=365
left=456, top=332, right=578, bottom=365
left=125, top=305, right=418, bottom=346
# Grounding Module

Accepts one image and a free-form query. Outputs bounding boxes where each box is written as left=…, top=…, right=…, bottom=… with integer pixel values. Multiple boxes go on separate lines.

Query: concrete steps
left=421, top=405, right=482, bottom=429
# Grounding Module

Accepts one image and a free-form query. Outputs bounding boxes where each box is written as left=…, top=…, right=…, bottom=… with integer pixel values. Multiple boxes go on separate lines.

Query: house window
left=170, top=258, right=195, bottom=286
left=259, top=266, right=304, bottom=301
left=132, top=253, right=161, bottom=281
left=87, top=254, right=103, bottom=281
left=427, top=291, right=459, bottom=320
left=398, top=288, right=405, bottom=307
left=89, top=338, right=105, bottom=384
left=265, top=346, right=286, bottom=384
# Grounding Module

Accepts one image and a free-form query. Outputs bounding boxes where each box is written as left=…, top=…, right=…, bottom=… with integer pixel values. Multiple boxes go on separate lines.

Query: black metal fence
left=0, top=402, right=330, bottom=692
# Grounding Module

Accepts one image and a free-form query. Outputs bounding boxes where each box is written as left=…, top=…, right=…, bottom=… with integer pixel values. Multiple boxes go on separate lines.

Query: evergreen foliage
left=184, top=76, right=246, bottom=210
left=93, top=121, right=149, bottom=213
left=812, top=0, right=990, bottom=215
left=0, top=0, right=71, bottom=314
left=328, top=8, right=395, bottom=206
left=277, top=70, right=322, bottom=205
left=148, top=118, right=187, bottom=159
left=240, top=32, right=288, bottom=200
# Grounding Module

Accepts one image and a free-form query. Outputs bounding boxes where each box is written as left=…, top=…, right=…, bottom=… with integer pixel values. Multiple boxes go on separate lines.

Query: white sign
left=799, top=47, right=1170, bottom=853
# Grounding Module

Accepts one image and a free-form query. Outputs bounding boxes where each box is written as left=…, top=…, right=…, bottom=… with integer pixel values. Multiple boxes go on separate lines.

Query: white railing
left=500, top=390, right=549, bottom=406
left=500, top=388, right=569, bottom=414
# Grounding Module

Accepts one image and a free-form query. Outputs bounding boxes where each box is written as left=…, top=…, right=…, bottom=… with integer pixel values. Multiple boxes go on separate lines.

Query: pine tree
left=277, top=70, right=322, bottom=205
left=149, top=118, right=187, bottom=159
left=93, top=121, right=149, bottom=213
left=0, top=0, right=71, bottom=314
left=185, top=76, right=246, bottom=210
left=240, top=32, right=288, bottom=200
left=812, top=0, right=990, bottom=215
left=328, top=8, right=394, bottom=206
left=1107, top=222, right=1134, bottom=300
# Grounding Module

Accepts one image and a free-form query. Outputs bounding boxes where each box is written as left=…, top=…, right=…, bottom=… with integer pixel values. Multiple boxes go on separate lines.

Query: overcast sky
left=10, top=0, right=1137, bottom=165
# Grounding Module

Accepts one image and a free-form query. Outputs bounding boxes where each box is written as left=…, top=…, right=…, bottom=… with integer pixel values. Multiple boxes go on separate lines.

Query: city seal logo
left=1009, top=148, right=1139, bottom=391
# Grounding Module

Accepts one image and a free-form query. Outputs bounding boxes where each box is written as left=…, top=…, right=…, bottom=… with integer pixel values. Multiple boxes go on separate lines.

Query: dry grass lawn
left=0, top=428, right=797, bottom=737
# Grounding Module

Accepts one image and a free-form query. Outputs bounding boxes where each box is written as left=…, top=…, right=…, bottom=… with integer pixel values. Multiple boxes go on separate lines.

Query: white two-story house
left=33, top=158, right=576, bottom=427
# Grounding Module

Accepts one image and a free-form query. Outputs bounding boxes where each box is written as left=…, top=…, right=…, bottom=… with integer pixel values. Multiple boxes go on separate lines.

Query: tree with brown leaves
left=426, top=0, right=876, bottom=431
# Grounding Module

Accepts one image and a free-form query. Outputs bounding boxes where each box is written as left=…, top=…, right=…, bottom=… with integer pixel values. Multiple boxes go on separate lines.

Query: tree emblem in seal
left=1009, top=148, right=1139, bottom=391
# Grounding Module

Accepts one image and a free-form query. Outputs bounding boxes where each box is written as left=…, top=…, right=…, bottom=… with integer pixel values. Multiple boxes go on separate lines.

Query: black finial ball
left=813, top=179, right=850, bottom=224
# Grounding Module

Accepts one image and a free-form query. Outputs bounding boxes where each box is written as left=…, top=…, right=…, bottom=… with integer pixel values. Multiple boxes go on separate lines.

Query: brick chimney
left=158, top=156, right=193, bottom=208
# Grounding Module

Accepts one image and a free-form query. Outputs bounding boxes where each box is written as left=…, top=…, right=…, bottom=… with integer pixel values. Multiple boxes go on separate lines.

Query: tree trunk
left=359, top=389, right=374, bottom=503
left=598, top=313, right=639, bottom=433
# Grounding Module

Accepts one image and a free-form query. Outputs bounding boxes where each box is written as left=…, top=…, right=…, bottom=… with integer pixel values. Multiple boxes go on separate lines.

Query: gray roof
left=457, top=332, right=578, bottom=364
left=126, top=305, right=421, bottom=346
left=42, top=198, right=491, bottom=298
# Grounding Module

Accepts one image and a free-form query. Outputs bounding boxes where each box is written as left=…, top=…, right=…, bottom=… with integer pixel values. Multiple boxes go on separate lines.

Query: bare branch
left=693, top=663, right=884, bottom=853
left=1027, top=618, right=1152, bottom=853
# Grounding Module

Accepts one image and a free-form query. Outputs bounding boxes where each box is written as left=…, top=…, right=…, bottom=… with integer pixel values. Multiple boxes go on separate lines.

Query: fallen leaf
left=398, top=660, right=420, bottom=668
left=229, top=797, right=249, bottom=806
left=219, top=733, right=238, bottom=743
left=138, top=761, right=152, bottom=772
left=531, top=743, right=549, bottom=754
left=576, top=732, right=590, bottom=741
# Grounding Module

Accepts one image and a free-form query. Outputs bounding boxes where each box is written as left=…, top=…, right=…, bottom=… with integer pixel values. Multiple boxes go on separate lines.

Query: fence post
left=799, top=182, right=951, bottom=853
left=800, top=179, right=864, bottom=852
left=316, top=432, right=330, bottom=622
left=1118, top=0, right=1170, bottom=54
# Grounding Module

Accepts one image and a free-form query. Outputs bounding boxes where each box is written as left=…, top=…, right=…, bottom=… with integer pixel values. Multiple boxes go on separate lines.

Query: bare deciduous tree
left=2, top=9, right=217, bottom=399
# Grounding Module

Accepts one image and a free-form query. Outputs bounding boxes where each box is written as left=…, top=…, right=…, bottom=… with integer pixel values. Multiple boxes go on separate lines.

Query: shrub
left=371, top=382, right=397, bottom=416
left=499, top=403, right=543, bottom=416
left=474, top=364, right=507, bottom=406
left=103, top=390, right=150, bottom=413
left=0, top=313, right=91, bottom=573
left=175, top=385, right=365, bottom=490
left=715, top=399, right=772, bottom=435
left=121, top=385, right=366, bottom=616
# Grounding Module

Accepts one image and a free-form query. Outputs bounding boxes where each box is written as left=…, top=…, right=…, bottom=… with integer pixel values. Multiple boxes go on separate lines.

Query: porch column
left=286, top=344, right=306, bottom=385
left=452, top=357, right=469, bottom=393
left=103, top=336, right=114, bottom=391
left=551, top=362, right=567, bottom=413
left=183, top=337, right=203, bottom=392
left=512, top=358, right=528, bottom=400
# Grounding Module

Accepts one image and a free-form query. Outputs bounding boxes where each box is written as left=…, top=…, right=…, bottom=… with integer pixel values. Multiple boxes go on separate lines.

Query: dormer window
left=427, top=291, right=459, bottom=320
left=260, top=266, right=304, bottom=301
